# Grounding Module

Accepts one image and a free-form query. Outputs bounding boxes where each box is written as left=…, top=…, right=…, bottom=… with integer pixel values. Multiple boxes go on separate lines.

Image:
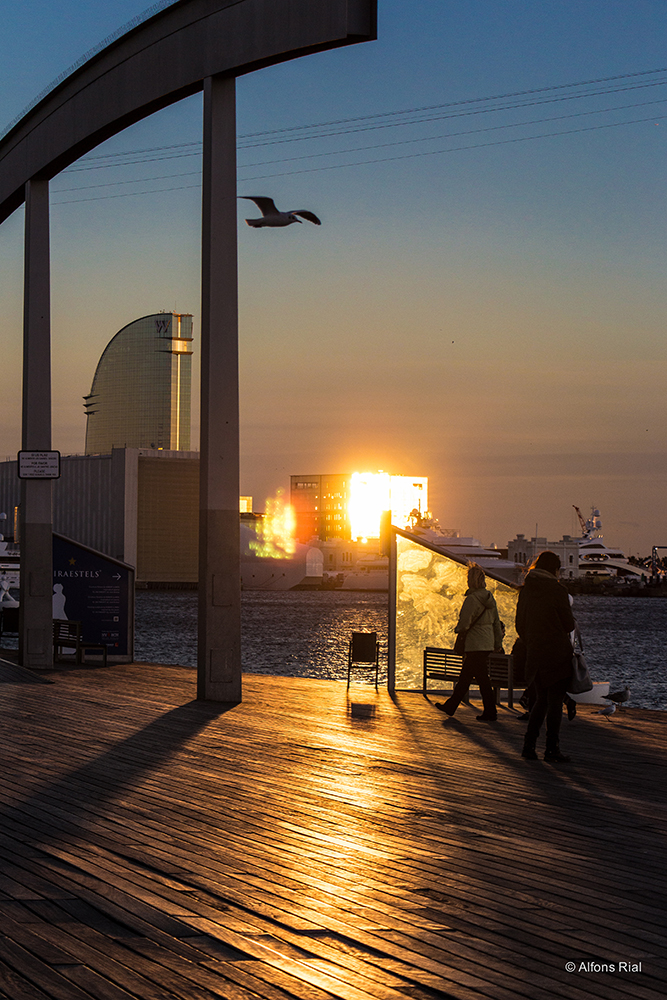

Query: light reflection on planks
left=0, top=661, right=665, bottom=1000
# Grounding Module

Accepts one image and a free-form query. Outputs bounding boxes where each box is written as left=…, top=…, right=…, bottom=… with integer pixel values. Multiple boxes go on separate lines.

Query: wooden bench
left=423, top=647, right=515, bottom=707
left=53, top=619, right=108, bottom=667
left=423, top=647, right=465, bottom=698
left=487, top=652, right=515, bottom=708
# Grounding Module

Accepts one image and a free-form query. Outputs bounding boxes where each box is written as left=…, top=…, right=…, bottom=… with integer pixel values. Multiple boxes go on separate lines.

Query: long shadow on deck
left=395, top=695, right=666, bottom=927
left=1, top=696, right=237, bottom=850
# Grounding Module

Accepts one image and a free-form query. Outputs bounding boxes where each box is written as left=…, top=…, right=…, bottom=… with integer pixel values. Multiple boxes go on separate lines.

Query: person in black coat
left=515, top=550, right=575, bottom=762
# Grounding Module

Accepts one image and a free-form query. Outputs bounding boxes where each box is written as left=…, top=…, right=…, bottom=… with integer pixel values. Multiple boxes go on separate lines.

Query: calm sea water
left=135, top=590, right=667, bottom=710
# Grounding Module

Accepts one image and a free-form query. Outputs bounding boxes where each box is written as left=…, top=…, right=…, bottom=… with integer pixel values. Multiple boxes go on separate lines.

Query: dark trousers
left=526, top=676, right=571, bottom=745
left=523, top=681, right=576, bottom=716
left=448, top=651, right=496, bottom=716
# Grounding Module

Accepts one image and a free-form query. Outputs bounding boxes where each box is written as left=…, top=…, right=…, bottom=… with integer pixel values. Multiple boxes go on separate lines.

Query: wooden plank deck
left=0, top=658, right=665, bottom=1000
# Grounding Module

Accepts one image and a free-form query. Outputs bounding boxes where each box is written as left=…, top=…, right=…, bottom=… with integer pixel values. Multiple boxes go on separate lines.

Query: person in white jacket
left=435, top=563, right=503, bottom=722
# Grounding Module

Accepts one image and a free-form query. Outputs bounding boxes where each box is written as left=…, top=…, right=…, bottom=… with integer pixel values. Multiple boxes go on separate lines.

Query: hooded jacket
left=515, top=568, right=575, bottom=685
left=454, top=587, right=503, bottom=652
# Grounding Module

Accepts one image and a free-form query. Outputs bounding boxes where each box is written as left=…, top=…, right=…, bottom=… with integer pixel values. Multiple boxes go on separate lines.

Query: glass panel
left=394, top=532, right=519, bottom=690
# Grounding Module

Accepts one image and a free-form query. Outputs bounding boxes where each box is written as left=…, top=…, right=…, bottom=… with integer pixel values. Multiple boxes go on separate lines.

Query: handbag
left=453, top=602, right=486, bottom=655
left=568, top=627, right=593, bottom=694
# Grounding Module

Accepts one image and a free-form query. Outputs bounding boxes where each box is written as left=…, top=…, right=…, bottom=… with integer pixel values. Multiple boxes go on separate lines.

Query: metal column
left=198, top=74, right=241, bottom=701
left=19, top=177, right=53, bottom=668
left=387, top=529, right=397, bottom=693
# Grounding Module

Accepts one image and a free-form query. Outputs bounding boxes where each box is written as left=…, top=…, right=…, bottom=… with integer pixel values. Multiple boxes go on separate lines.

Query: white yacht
left=410, top=516, right=521, bottom=583
left=573, top=507, right=643, bottom=579
left=339, top=515, right=522, bottom=591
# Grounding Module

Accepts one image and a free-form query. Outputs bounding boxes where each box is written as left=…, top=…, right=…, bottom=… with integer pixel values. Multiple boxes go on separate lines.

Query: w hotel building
left=84, top=313, right=193, bottom=454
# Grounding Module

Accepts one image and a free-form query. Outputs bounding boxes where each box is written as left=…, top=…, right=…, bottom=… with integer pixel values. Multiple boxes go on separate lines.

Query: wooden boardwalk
left=0, top=658, right=665, bottom=1000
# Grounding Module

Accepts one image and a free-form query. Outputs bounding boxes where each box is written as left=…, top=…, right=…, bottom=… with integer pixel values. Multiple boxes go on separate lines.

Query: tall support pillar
left=19, top=177, right=53, bottom=668
left=198, top=74, right=241, bottom=701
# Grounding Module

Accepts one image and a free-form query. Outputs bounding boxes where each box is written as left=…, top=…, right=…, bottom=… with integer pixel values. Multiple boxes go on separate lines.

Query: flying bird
left=239, top=196, right=321, bottom=228
left=598, top=703, right=617, bottom=720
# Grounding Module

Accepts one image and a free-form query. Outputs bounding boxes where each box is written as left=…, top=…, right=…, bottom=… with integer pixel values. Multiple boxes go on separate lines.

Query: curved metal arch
left=0, top=0, right=376, bottom=224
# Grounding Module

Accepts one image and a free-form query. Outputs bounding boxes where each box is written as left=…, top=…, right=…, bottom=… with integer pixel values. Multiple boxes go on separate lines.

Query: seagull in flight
left=239, top=196, right=321, bottom=228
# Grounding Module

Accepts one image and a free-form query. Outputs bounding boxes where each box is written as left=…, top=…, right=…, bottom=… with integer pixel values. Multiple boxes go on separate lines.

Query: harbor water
left=135, top=590, right=667, bottom=711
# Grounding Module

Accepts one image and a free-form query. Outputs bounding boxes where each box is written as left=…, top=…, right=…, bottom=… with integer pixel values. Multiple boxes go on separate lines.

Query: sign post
left=18, top=451, right=61, bottom=479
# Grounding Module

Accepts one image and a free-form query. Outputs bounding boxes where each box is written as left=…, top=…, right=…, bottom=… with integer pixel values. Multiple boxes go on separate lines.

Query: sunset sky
left=1, top=1, right=666, bottom=554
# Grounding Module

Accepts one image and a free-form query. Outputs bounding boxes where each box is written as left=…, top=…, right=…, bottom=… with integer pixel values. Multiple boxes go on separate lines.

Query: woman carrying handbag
left=435, top=563, right=504, bottom=722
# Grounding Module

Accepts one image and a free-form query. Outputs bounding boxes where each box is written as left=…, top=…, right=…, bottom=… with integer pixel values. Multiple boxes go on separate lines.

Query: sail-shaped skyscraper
left=84, top=312, right=193, bottom=454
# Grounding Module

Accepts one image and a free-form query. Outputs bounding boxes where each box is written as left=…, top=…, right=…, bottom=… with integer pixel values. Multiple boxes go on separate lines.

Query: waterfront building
left=0, top=451, right=306, bottom=588
left=290, top=472, right=428, bottom=543
left=507, top=523, right=644, bottom=581
left=290, top=474, right=350, bottom=542
left=507, top=534, right=581, bottom=578
left=0, top=449, right=199, bottom=584
left=84, top=313, right=193, bottom=454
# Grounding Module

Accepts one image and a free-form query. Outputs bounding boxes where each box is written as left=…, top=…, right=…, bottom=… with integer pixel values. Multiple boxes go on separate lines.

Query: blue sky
left=1, top=0, right=666, bottom=552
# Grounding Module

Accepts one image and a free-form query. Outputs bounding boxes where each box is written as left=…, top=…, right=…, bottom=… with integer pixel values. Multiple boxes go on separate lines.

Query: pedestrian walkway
left=0, top=659, right=665, bottom=999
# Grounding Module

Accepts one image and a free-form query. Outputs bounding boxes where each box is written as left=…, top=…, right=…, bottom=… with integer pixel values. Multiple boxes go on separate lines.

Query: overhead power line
left=235, top=65, right=667, bottom=137
left=52, top=111, right=667, bottom=205
left=50, top=68, right=667, bottom=205
left=237, top=98, right=667, bottom=170
left=238, top=112, right=667, bottom=183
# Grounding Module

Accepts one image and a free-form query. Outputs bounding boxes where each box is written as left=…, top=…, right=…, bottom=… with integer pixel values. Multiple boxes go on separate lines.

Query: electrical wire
left=50, top=68, right=667, bottom=205
left=63, top=68, right=667, bottom=172
left=236, top=97, right=667, bottom=170
left=235, top=66, right=667, bottom=137
left=238, top=80, right=667, bottom=148
left=238, top=113, right=667, bottom=183
left=51, top=111, right=667, bottom=204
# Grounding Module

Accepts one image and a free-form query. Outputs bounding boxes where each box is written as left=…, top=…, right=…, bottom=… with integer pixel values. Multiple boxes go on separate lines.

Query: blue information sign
left=52, top=533, right=134, bottom=660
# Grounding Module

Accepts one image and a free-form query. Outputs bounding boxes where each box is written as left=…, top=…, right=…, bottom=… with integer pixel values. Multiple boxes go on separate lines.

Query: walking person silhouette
left=516, top=551, right=576, bottom=762
left=436, top=563, right=504, bottom=722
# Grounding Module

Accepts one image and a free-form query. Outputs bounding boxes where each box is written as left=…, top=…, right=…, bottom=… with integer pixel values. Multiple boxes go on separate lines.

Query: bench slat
left=423, top=647, right=514, bottom=708
left=53, top=619, right=108, bottom=667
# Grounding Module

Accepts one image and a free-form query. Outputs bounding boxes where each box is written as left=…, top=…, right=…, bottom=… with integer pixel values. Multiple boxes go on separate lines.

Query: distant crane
left=573, top=505, right=602, bottom=540
left=573, top=505, right=588, bottom=537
